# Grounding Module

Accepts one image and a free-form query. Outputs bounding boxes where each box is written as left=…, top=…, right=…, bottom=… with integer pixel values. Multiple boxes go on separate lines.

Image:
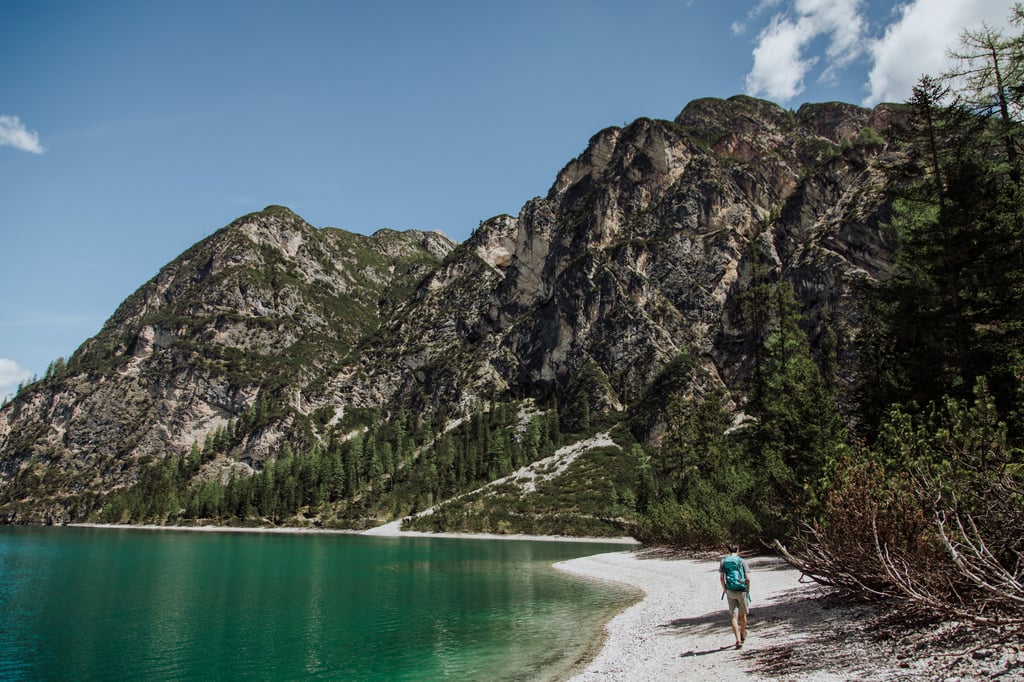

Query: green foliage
left=561, top=358, right=615, bottom=434
left=852, top=125, right=885, bottom=147
left=871, top=378, right=1016, bottom=517
left=789, top=378, right=1024, bottom=620
left=630, top=273, right=846, bottom=546
left=627, top=351, right=701, bottom=440
left=858, top=72, right=1024, bottom=441
left=792, top=15, right=1024, bottom=624
left=751, top=294, right=845, bottom=510
left=91, top=400, right=601, bottom=531
left=636, top=391, right=760, bottom=546
left=407, top=437, right=643, bottom=537
left=741, top=277, right=846, bottom=537
left=638, top=497, right=758, bottom=548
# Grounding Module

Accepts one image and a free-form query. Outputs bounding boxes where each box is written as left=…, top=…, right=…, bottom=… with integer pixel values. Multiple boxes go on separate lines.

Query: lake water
left=0, top=526, right=636, bottom=681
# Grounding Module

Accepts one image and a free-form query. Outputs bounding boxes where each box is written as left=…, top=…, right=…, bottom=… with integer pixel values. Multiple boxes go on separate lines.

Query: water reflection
left=0, top=527, right=634, bottom=681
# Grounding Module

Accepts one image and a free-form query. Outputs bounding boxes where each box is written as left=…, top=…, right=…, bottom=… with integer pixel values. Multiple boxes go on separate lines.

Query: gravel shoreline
left=69, top=521, right=640, bottom=544
left=555, top=549, right=907, bottom=681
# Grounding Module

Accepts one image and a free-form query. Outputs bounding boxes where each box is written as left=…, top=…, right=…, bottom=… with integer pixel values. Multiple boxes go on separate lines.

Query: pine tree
left=394, top=409, right=408, bottom=466
left=525, top=419, right=541, bottom=465
left=641, top=390, right=758, bottom=545
left=746, top=281, right=845, bottom=532
left=368, top=444, right=384, bottom=492
left=863, top=73, right=1024, bottom=430
left=344, top=436, right=362, bottom=498
left=328, top=446, right=345, bottom=502
left=946, top=11, right=1024, bottom=184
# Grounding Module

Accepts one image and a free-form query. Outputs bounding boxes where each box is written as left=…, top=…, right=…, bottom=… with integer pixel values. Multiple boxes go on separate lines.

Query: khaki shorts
left=726, top=589, right=748, bottom=616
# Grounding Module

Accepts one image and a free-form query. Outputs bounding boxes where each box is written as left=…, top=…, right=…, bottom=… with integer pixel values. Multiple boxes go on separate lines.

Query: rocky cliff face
left=0, top=96, right=900, bottom=522
left=330, top=97, right=899, bottom=416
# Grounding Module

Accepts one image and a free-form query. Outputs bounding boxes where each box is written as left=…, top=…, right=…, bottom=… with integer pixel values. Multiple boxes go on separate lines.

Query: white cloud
left=864, top=0, right=1017, bottom=105
left=744, top=0, right=868, bottom=102
left=0, top=115, right=45, bottom=154
left=753, top=0, right=786, bottom=15
left=746, top=15, right=819, bottom=100
left=0, top=358, right=33, bottom=401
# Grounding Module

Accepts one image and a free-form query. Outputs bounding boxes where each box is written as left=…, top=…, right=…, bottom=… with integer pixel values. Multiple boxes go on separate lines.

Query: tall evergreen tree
left=862, top=70, right=1024, bottom=435
left=947, top=10, right=1024, bottom=185
left=746, top=281, right=845, bottom=531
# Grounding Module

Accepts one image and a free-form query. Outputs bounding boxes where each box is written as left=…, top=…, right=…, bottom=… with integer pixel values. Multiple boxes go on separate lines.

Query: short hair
left=727, top=544, right=738, bottom=553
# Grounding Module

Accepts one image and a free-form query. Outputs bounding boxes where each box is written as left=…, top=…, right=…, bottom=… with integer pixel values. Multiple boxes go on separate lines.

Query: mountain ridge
left=1, top=94, right=900, bottom=525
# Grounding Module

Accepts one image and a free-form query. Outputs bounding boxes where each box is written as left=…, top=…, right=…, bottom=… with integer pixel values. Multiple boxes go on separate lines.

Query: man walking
left=719, top=544, right=750, bottom=649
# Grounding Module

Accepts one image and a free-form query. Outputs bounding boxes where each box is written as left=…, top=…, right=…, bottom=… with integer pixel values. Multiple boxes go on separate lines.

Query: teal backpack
left=721, top=555, right=747, bottom=592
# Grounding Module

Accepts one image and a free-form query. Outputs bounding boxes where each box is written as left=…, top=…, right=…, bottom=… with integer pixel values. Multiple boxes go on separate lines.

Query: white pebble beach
left=555, top=549, right=902, bottom=681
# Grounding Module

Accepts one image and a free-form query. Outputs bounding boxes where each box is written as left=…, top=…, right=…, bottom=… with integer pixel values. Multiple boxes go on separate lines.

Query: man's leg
left=737, top=595, right=748, bottom=643
left=728, top=594, right=742, bottom=647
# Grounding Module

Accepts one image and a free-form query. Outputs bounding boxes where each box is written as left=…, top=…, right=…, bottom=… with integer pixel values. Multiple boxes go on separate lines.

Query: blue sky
left=1, top=0, right=1016, bottom=398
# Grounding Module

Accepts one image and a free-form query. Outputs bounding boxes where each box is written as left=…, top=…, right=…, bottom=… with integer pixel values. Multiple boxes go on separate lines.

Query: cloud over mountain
left=864, top=0, right=1015, bottom=105
left=744, top=0, right=867, bottom=101
left=741, top=0, right=1016, bottom=105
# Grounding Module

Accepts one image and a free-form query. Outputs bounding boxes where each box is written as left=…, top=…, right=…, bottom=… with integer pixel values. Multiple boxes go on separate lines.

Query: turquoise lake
left=0, top=526, right=636, bottom=681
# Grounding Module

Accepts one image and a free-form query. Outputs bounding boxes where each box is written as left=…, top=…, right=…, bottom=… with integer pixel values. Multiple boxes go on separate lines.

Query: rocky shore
left=556, top=549, right=1022, bottom=681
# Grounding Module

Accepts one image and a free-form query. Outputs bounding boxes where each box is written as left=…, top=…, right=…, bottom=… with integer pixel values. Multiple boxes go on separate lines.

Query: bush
left=635, top=496, right=759, bottom=547
left=779, top=380, right=1024, bottom=629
